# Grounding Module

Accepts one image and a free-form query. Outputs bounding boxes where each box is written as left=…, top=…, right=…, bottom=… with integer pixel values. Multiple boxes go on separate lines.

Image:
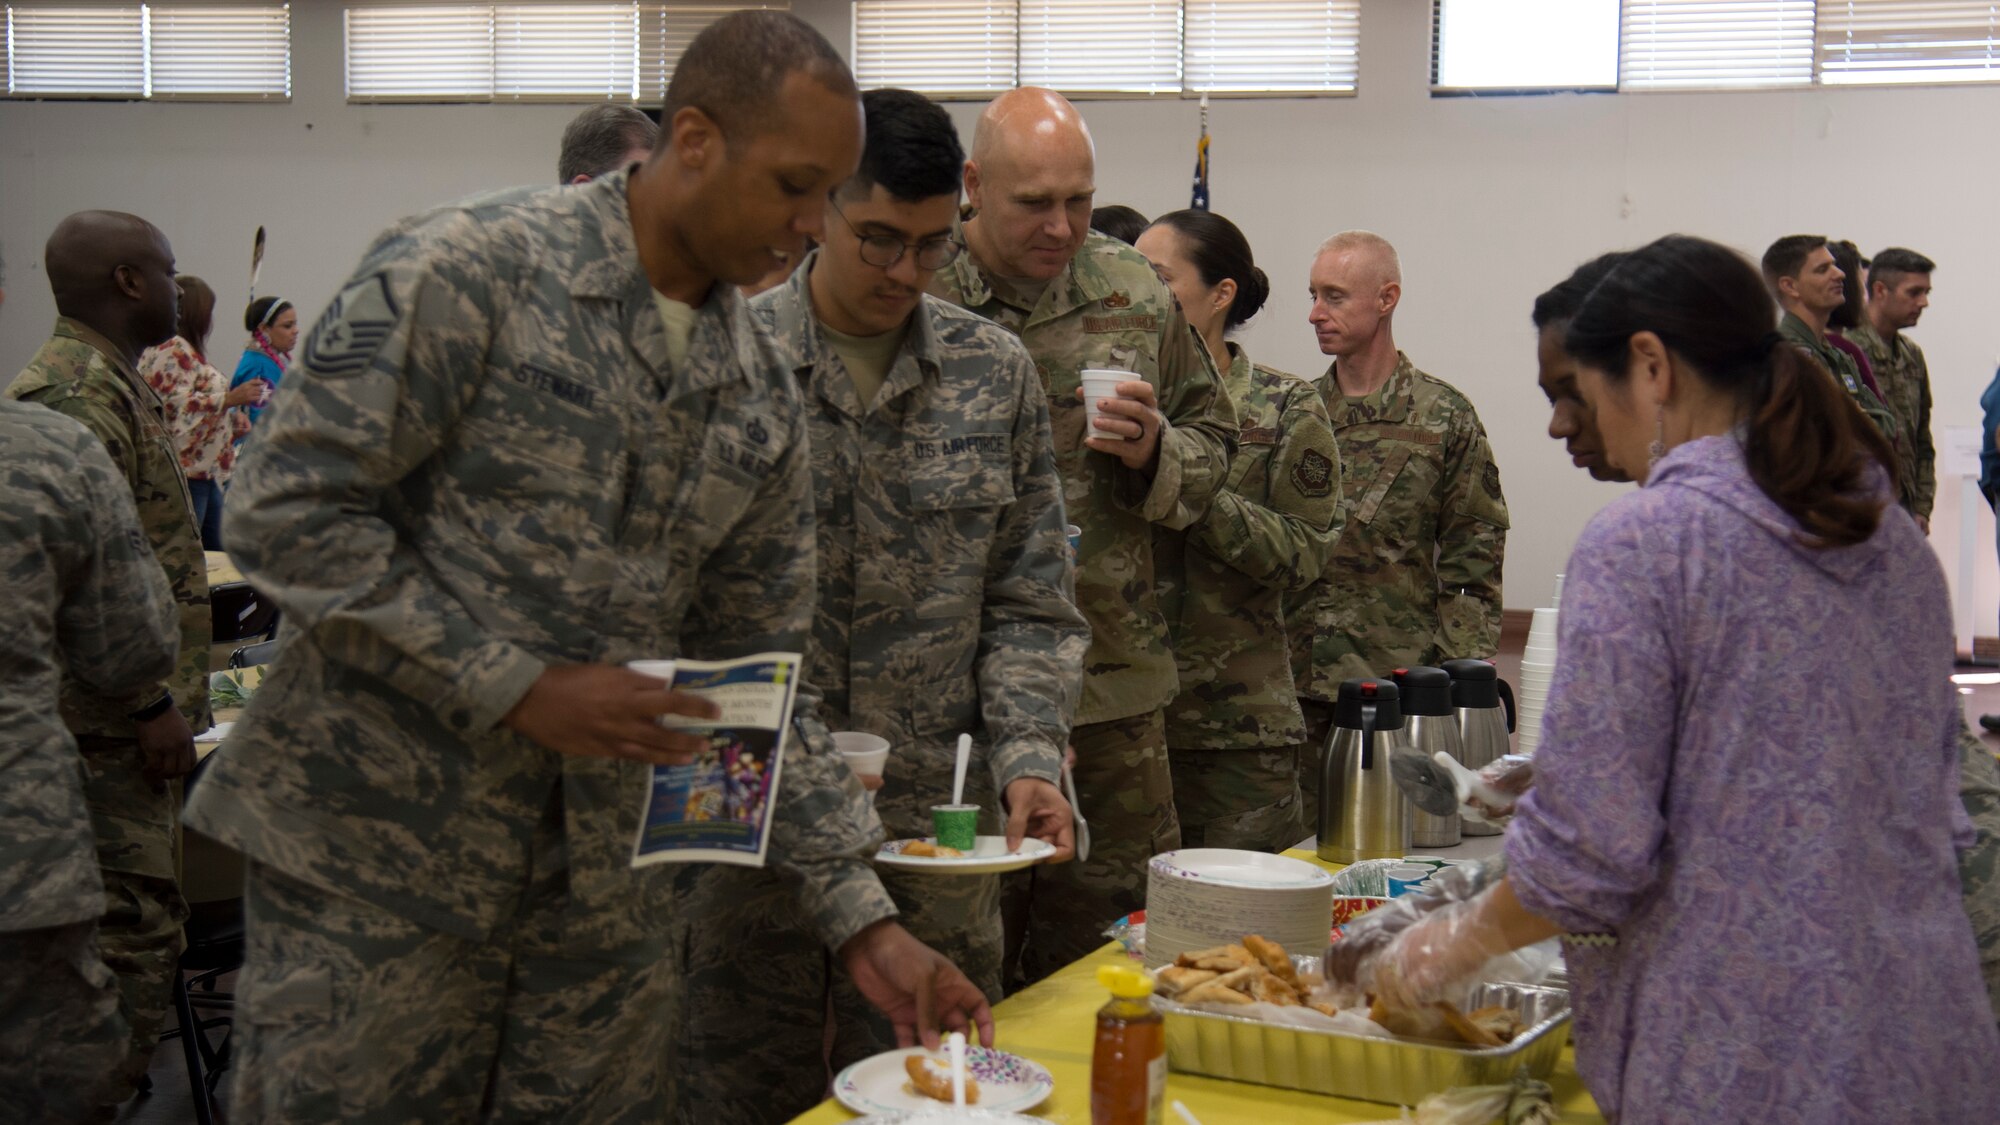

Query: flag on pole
left=1190, top=94, right=1210, bottom=211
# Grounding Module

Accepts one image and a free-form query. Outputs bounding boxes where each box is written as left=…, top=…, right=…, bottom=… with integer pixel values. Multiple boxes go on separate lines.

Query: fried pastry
left=904, top=1054, right=979, bottom=1104
left=1157, top=966, right=1218, bottom=996
left=1180, top=980, right=1256, bottom=1005
left=901, top=841, right=965, bottom=858
left=1241, top=934, right=1298, bottom=986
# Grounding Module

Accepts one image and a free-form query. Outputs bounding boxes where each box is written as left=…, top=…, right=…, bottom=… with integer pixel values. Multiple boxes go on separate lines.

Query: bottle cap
left=1097, top=964, right=1155, bottom=999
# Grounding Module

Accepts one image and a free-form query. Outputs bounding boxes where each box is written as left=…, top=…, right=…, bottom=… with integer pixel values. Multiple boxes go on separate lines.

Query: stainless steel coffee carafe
left=1444, top=659, right=1515, bottom=837
left=1317, top=678, right=1412, bottom=863
left=1393, top=667, right=1463, bottom=849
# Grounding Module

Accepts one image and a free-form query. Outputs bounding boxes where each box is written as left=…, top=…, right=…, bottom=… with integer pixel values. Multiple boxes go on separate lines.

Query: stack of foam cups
left=1515, top=576, right=1561, bottom=755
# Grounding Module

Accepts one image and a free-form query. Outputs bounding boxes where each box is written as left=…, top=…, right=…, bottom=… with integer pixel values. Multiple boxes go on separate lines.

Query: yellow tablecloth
left=788, top=849, right=1602, bottom=1124
left=205, top=549, right=244, bottom=587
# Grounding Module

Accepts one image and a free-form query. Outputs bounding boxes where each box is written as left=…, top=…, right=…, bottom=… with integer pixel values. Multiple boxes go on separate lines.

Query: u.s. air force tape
left=304, top=274, right=399, bottom=378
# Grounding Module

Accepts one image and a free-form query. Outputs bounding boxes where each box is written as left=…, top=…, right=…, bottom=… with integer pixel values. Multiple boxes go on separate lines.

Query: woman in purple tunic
left=1341, top=235, right=2000, bottom=1123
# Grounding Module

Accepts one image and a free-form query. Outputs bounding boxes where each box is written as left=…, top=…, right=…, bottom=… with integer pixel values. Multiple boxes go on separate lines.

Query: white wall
left=2, top=0, right=1995, bottom=634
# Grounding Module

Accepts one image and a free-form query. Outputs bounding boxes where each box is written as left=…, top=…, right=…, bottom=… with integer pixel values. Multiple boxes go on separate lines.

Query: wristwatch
left=128, top=692, right=176, bottom=722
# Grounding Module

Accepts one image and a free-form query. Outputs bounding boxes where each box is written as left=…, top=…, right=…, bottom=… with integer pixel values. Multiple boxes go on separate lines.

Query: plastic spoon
left=951, top=733, right=972, bottom=807
left=1172, top=1100, right=1203, bottom=1125
left=947, top=1030, right=968, bottom=1114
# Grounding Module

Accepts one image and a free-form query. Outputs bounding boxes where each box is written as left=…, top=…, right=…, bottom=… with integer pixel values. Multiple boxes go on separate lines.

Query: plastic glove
left=1323, top=858, right=1504, bottom=988
left=1462, top=755, right=1535, bottom=825
left=1358, top=899, right=1511, bottom=1014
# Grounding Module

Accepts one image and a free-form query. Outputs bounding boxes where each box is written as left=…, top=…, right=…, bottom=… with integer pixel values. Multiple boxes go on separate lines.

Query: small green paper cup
left=930, top=804, right=979, bottom=852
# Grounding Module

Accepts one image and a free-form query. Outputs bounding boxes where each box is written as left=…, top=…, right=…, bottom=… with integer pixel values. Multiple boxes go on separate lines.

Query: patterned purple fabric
left=1506, top=435, right=1999, bottom=1124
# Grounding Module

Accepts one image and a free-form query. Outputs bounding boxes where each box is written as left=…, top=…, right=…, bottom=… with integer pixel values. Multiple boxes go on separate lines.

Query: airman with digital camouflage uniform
left=180, top=16, right=992, bottom=1123
left=4, top=211, right=210, bottom=1107
left=677, top=89, right=1087, bottom=1125
left=0, top=390, right=179, bottom=1122
left=931, top=88, right=1237, bottom=988
left=1136, top=210, right=1342, bottom=854
left=1302, top=231, right=1508, bottom=806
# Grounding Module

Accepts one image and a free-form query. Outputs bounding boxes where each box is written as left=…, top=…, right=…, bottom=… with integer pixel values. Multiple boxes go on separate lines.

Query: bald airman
left=931, top=87, right=1238, bottom=987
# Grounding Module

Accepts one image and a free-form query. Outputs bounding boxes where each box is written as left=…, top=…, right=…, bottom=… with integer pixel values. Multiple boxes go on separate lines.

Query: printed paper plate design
left=1145, top=848, right=1335, bottom=970
left=833, top=1046, right=1053, bottom=1115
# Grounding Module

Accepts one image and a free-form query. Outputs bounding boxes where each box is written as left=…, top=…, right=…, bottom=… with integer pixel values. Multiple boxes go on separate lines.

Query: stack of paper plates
left=1143, top=849, right=1335, bottom=969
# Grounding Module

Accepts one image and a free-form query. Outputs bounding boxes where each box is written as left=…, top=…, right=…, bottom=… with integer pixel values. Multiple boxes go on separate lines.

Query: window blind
left=1620, top=0, right=1816, bottom=88
left=1019, top=0, right=1181, bottom=94
left=637, top=2, right=783, bottom=102
left=7, top=5, right=146, bottom=96
left=853, top=0, right=1017, bottom=96
left=1819, top=0, right=2000, bottom=84
left=1184, top=0, right=1359, bottom=93
left=346, top=5, right=495, bottom=100
left=495, top=3, right=636, bottom=100
left=150, top=4, right=290, bottom=99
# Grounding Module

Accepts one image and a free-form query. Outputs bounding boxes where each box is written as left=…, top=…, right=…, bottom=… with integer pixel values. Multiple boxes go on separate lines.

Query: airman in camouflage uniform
left=6, top=212, right=210, bottom=1104
left=182, top=18, right=990, bottom=1121
left=677, top=91, right=1085, bottom=1124
left=682, top=231, right=1087, bottom=1121
left=0, top=399, right=178, bottom=1122
left=1303, top=232, right=1507, bottom=806
left=1766, top=238, right=1902, bottom=452
left=1164, top=347, right=1342, bottom=853
left=1846, top=247, right=1937, bottom=524
left=932, top=89, right=1237, bottom=987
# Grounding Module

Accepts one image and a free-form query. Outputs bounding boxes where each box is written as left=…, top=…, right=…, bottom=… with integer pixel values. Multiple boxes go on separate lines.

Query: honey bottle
left=1090, top=965, right=1166, bottom=1125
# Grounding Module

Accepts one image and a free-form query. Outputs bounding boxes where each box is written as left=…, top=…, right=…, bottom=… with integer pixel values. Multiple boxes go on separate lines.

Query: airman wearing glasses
left=674, top=88, right=1087, bottom=1125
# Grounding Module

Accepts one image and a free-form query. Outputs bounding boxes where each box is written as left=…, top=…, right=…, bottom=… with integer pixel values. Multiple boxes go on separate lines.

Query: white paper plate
left=875, top=837, right=1056, bottom=875
left=1145, top=848, right=1335, bottom=970
left=1148, top=848, right=1335, bottom=890
left=833, top=1046, right=1053, bottom=1115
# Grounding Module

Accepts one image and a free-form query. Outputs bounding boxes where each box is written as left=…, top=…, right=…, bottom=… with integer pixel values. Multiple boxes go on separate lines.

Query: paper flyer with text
left=629, top=652, right=801, bottom=868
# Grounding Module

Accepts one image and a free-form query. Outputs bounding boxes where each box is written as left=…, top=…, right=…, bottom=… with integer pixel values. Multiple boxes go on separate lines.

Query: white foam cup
left=1080, top=369, right=1131, bottom=441
left=832, top=731, right=890, bottom=781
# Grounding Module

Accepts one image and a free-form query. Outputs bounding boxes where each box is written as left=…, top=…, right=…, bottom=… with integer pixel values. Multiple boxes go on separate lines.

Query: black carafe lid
left=1392, top=666, right=1455, bottom=717
left=1444, top=659, right=1500, bottom=709
left=1333, top=678, right=1402, bottom=730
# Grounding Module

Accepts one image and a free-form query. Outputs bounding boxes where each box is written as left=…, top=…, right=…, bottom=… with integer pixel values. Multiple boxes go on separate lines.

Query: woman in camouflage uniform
left=1136, top=211, right=1343, bottom=853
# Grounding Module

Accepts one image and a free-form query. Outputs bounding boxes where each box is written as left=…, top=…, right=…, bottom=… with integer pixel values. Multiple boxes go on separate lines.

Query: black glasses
left=828, top=198, right=962, bottom=271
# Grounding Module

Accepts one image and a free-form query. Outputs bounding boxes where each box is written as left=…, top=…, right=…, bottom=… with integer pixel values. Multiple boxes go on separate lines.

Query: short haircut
left=1315, top=229, right=1401, bottom=286
left=558, top=104, right=659, bottom=182
left=1761, top=234, right=1827, bottom=285
left=1868, top=246, right=1936, bottom=292
left=839, top=88, right=963, bottom=203
left=1090, top=205, right=1149, bottom=246
left=663, top=10, right=856, bottom=143
left=1531, top=251, right=1629, bottom=331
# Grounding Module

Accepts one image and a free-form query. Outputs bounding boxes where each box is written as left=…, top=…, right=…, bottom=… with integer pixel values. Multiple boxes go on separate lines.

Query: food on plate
left=903, top=1054, right=979, bottom=1104
left=900, top=841, right=966, bottom=858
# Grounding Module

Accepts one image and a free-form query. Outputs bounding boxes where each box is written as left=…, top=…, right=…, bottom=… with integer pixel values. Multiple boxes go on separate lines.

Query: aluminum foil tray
left=1163, top=980, right=1572, bottom=1106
